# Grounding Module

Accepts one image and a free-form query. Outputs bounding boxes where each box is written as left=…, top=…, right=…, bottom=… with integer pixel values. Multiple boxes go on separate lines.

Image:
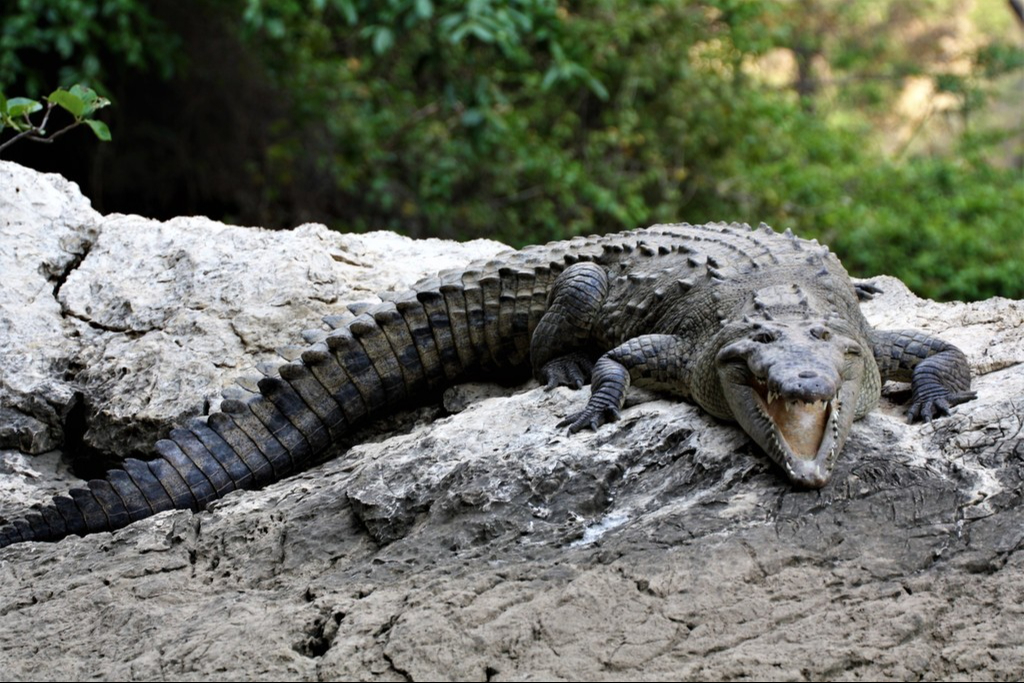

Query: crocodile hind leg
left=530, top=261, right=609, bottom=389
left=559, top=334, right=690, bottom=432
left=870, top=329, right=976, bottom=421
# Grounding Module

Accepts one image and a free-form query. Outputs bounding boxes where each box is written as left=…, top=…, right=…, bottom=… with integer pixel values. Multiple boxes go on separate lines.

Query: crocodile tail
left=0, top=269, right=549, bottom=548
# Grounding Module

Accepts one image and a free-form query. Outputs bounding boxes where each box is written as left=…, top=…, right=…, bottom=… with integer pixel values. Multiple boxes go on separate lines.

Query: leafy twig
left=0, top=85, right=112, bottom=156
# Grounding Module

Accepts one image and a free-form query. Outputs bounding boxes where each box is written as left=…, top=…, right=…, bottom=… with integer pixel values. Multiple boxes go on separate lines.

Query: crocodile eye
left=810, top=325, right=831, bottom=341
left=752, top=331, right=777, bottom=344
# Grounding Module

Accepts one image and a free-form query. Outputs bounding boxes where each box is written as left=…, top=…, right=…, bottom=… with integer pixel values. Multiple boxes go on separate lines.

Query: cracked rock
left=1, top=160, right=1023, bottom=681
left=0, top=163, right=101, bottom=455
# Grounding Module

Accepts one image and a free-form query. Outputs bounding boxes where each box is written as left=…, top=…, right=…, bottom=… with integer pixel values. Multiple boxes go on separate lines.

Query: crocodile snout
left=767, top=363, right=840, bottom=404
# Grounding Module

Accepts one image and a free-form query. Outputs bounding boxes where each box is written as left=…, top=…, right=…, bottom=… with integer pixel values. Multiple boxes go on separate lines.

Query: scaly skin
left=0, top=222, right=975, bottom=547
left=538, top=224, right=974, bottom=487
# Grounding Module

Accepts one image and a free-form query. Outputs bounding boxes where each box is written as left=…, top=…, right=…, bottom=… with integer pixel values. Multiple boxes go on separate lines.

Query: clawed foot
left=540, top=353, right=594, bottom=390
left=907, top=389, right=977, bottom=423
left=855, top=281, right=885, bottom=301
left=906, top=351, right=977, bottom=423
left=557, top=405, right=621, bottom=433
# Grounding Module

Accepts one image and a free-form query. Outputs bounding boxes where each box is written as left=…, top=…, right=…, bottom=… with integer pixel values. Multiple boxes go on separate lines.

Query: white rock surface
left=1, top=161, right=1022, bottom=681
left=0, top=162, right=101, bottom=453
left=0, top=159, right=507, bottom=505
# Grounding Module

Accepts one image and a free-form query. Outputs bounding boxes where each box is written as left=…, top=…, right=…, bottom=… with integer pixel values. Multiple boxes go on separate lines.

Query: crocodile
left=0, top=222, right=976, bottom=548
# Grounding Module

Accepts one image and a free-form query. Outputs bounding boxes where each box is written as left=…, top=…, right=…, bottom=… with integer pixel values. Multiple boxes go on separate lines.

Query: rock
left=0, top=162, right=101, bottom=455
left=0, top=158, right=507, bottom=493
left=1, top=160, right=1022, bottom=681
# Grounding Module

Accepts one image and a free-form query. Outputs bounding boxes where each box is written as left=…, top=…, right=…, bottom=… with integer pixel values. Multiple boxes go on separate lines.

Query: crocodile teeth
left=765, top=391, right=833, bottom=414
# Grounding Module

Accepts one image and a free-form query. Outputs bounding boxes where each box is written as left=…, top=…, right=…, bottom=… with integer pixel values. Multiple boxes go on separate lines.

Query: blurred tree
left=0, top=0, right=1020, bottom=300
left=0, top=0, right=179, bottom=92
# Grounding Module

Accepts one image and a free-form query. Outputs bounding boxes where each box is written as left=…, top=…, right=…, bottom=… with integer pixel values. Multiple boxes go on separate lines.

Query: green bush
left=2, top=0, right=1020, bottom=300
left=234, top=0, right=1021, bottom=300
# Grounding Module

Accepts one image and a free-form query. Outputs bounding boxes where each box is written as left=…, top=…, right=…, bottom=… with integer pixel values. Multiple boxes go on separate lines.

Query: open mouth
left=749, top=376, right=841, bottom=482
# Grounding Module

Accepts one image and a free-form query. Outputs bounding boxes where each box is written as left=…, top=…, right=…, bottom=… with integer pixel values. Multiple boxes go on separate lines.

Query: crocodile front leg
left=870, top=329, right=976, bottom=421
left=531, top=261, right=609, bottom=389
left=560, top=334, right=690, bottom=432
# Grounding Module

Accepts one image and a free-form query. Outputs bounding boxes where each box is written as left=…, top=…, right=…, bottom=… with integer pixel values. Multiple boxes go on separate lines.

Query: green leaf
left=372, top=27, right=394, bottom=54
left=584, top=74, right=609, bottom=101
left=333, top=0, right=358, bottom=24
left=0, top=90, right=7, bottom=116
left=438, top=13, right=463, bottom=35
left=450, top=25, right=467, bottom=43
left=70, top=85, right=110, bottom=116
left=266, top=17, right=286, bottom=38
left=540, top=67, right=559, bottom=91
left=469, top=24, right=495, bottom=43
left=48, top=89, right=85, bottom=117
left=69, top=84, right=97, bottom=104
left=7, top=98, right=42, bottom=118
left=84, top=118, right=112, bottom=141
left=414, top=0, right=433, bottom=19
left=461, top=108, right=484, bottom=127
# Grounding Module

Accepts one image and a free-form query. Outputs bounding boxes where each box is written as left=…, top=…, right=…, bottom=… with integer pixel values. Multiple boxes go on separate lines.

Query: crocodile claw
left=558, top=406, right=621, bottom=434
left=541, top=353, right=594, bottom=391
left=906, top=350, right=977, bottom=423
left=854, top=281, right=885, bottom=301
left=907, top=390, right=978, bottom=423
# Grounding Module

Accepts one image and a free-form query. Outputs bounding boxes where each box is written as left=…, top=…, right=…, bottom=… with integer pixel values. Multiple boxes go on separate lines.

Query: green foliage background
left=2, top=0, right=1022, bottom=301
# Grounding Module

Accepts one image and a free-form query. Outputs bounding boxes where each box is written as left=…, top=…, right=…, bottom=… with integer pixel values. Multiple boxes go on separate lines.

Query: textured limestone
left=0, top=159, right=507, bottom=508
left=0, top=162, right=101, bottom=454
left=1, top=161, right=1022, bottom=681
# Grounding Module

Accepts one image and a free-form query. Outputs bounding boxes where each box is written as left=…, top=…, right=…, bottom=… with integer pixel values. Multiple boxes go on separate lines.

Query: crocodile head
left=713, top=317, right=871, bottom=488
